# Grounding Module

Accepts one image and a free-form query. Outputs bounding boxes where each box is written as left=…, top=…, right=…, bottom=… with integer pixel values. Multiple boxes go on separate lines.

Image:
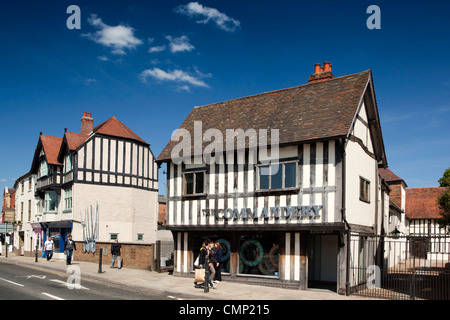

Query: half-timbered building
left=157, top=62, right=390, bottom=293
left=29, top=113, right=158, bottom=258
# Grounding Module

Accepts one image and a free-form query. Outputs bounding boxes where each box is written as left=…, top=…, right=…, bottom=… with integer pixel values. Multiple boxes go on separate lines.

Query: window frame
left=44, top=191, right=58, bottom=213
left=182, top=170, right=206, bottom=197
left=256, top=160, right=299, bottom=192
left=63, top=188, right=72, bottom=211
left=359, top=176, right=371, bottom=203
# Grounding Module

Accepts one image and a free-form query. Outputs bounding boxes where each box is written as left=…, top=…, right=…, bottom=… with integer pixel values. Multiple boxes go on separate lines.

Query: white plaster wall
left=72, top=183, right=158, bottom=244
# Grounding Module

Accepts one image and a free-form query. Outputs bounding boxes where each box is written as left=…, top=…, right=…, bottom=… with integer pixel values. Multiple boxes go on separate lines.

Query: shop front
left=40, top=221, right=72, bottom=258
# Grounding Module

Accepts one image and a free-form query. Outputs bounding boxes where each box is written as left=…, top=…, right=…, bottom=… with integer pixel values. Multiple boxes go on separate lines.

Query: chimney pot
left=88, top=112, right=91, bottom=118
left=323, top=61, right=332, bottom=72
left=314, top=63, right=322, bottom=74
left=83, top=112, right=87, bottom=117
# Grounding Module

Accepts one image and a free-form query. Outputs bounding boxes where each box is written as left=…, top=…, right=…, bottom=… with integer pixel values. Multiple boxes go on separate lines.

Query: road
left=0, top=261, right=175, bottom=300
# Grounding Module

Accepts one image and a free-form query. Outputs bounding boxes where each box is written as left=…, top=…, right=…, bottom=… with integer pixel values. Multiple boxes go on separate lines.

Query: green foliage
left=438, top=167, right=450, bottom=187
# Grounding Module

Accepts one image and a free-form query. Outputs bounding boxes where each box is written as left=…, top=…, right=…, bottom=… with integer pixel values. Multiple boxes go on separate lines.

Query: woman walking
left=214, top=242, right=223, bottom=283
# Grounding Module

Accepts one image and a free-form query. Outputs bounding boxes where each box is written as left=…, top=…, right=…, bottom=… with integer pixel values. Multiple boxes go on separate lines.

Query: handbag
left=194, top=256, right=200, bottom=267
left=195, top=268, right=205, bottom=283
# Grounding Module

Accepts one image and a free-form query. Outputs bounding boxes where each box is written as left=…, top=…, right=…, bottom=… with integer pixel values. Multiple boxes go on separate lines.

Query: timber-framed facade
left=157, top=62, right=391, bottom=294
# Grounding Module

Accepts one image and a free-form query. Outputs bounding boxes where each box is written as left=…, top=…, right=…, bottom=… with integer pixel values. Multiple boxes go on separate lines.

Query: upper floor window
left=64, top=188, right=72, bottom=211
left=183, top=171, right=205, bottom=196
left=257, top=161, right=297, bottom=191
left=64, top=154, right=72, bottom=173
left=359, top=177, right=370, bottom=203
left=39, top=160, right=48, bottom=178
left=44, top=191, right=58, bottom=213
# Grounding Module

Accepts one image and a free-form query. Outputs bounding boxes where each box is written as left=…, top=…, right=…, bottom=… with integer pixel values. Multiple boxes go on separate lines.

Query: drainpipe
left=338, top=138, right=351, bottom=296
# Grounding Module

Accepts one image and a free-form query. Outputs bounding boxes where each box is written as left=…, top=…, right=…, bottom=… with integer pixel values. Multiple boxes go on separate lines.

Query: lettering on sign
left=202, top=206, right=323, bottom=221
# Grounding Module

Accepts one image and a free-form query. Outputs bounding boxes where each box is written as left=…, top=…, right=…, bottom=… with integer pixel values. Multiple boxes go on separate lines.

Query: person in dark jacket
left=194, top=239, right=215, bottom=288
left=111, top=239, right=122, bottom=269
left=64, top=234, right=77, bottom=265
left=214, top=242, right=223, bottom=283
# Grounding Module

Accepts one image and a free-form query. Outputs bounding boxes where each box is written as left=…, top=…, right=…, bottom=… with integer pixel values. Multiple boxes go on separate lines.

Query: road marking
left=42, top=292, right=65, bottom=300
left=0, top=277, right=24, bottom=287
left=50, top=279, right=90, bottom=290
left=26, top=275, right=47, bottom=280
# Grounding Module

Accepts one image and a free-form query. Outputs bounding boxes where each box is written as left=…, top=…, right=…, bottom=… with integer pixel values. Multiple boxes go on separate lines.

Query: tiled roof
left=64, top=131, right=89, bottom=151
left=406, top=187, right=446, bottom=219
left=93, top=116, right=148, bottom=144
left=157, top=70, right=372, bottom=161
left=40, top=134, right=63, bottom=165
left=379, top=168, right=406, bottom=185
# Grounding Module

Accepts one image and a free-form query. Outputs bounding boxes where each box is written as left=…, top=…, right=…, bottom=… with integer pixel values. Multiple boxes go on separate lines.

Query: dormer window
left=64, top=154, right=72, bottom=173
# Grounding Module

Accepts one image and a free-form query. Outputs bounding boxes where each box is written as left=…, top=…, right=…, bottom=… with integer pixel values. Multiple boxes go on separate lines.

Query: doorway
left=308, top=234, right=338, bottom=291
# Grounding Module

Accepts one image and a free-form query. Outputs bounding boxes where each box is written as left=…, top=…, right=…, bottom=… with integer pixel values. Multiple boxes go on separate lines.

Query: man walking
left=64, top=234, right=76, bottom=265
left=44, top=236, right=54, bottom=261
left=111, top=239, right=122, bottom=269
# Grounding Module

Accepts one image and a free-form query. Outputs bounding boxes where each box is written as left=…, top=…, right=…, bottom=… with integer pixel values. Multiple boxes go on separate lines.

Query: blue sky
left=1, top=0, right=449, bottom=195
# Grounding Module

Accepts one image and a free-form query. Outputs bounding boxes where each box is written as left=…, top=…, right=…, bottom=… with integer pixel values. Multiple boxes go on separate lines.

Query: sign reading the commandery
left=202, top=205, right=323, bottom=221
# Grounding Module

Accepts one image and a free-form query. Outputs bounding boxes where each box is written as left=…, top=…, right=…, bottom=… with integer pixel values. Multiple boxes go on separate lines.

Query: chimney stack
left=81, top=112, right=94, bottom=135
left=308, top=62, right=335, bottom=84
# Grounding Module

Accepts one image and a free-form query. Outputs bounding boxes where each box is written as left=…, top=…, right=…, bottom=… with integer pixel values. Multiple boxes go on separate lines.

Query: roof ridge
left=194, top=70, right=371, bottom=110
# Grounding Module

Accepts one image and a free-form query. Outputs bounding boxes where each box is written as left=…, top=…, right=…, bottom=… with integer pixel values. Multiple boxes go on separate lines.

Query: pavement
left=0, top=253, right=372, bottom=300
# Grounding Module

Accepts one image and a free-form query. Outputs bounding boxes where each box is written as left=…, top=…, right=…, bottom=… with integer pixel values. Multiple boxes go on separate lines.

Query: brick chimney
left=81, top=112, right=94, bottom=135
left=308, top=62, right=335, bottom=84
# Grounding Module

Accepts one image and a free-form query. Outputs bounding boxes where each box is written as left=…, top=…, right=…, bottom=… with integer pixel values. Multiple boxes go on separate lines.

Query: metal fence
left=349, top=233, right=450, bottom=300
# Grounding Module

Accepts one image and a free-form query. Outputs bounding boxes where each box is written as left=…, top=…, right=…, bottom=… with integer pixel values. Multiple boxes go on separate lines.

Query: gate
left=349, top=233, right=450, bottom=300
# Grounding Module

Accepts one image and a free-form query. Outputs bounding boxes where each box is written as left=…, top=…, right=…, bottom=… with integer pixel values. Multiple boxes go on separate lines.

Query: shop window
left=239, top=234, right=280, bottom=277
left=257, top=161, right=298, bottom=191
left=359, top=177, right=370, bottom=203
left=183, top=171, right=205, bottom=196
left=192, top=235, right=231, bottom=274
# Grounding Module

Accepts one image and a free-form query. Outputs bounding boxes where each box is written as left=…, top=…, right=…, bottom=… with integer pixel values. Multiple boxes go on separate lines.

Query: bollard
left=98, top=248, right=103, bottom=273
left=204, top=254, right=210, bottom=293
left=35, top=245, right=38, bottom=263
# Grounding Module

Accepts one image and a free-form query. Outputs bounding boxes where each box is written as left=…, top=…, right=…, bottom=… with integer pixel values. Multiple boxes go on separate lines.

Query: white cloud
left=175, top=2, right=240, bottom=32
left=166, top=35, right=195, bottom=53
left=83, top=14, right=143, bottom=55
left=139, top=68, right=209, bottom=91
left=148, top=45, right=166, bottom=53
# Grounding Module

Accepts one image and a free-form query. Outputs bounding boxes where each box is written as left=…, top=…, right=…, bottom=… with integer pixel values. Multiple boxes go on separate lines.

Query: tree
left=437, top=168, right=450, bottom=233
left=438, top=167, right=450, bottom=187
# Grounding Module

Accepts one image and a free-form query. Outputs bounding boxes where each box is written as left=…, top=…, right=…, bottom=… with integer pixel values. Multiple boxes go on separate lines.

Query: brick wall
left=74, top=241, right=155, bottom=271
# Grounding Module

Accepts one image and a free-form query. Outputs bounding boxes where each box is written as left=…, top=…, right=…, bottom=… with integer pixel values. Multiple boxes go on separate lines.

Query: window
left=21, top=181, right=24, bottom=194
left=183, top=171, right=205, bottom=196
left=20, top=202, right=24, bottom=222
left=39, top=160, right=48, bottom=178
left=64, top=188, right=72, bottom=211
left=44, top=191, right=58, bottom=213
left=257, top=161, right=298, bottom=191
left=28, top=200, right=31, bottom=221
left=28, top=178, right=32, bottom=191
left=137, top=233, right=144, bottom=241
left=360, top=177, right=370, bottom=203
left=110, top=233, right=119, bottom=241
left=64, top=154, right=72, bottom=173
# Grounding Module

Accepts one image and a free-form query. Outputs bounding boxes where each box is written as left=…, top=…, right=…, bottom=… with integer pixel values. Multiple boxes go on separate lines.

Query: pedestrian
left=44, top=236, right=54, bottom=261
left=207, top=240, right=217, bottom=284
left=110, top=239, right=122, bottom=269
left=194, top=239, right=215, bottom=289
left=64, top=234, right=77, bottom=265
left=214, top=242, right=223, bottom=283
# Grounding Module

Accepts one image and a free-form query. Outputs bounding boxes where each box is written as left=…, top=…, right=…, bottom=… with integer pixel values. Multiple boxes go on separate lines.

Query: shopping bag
left=194, top=268, right=205, bottom=283
left=42, top=251, right=46, bottom=258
